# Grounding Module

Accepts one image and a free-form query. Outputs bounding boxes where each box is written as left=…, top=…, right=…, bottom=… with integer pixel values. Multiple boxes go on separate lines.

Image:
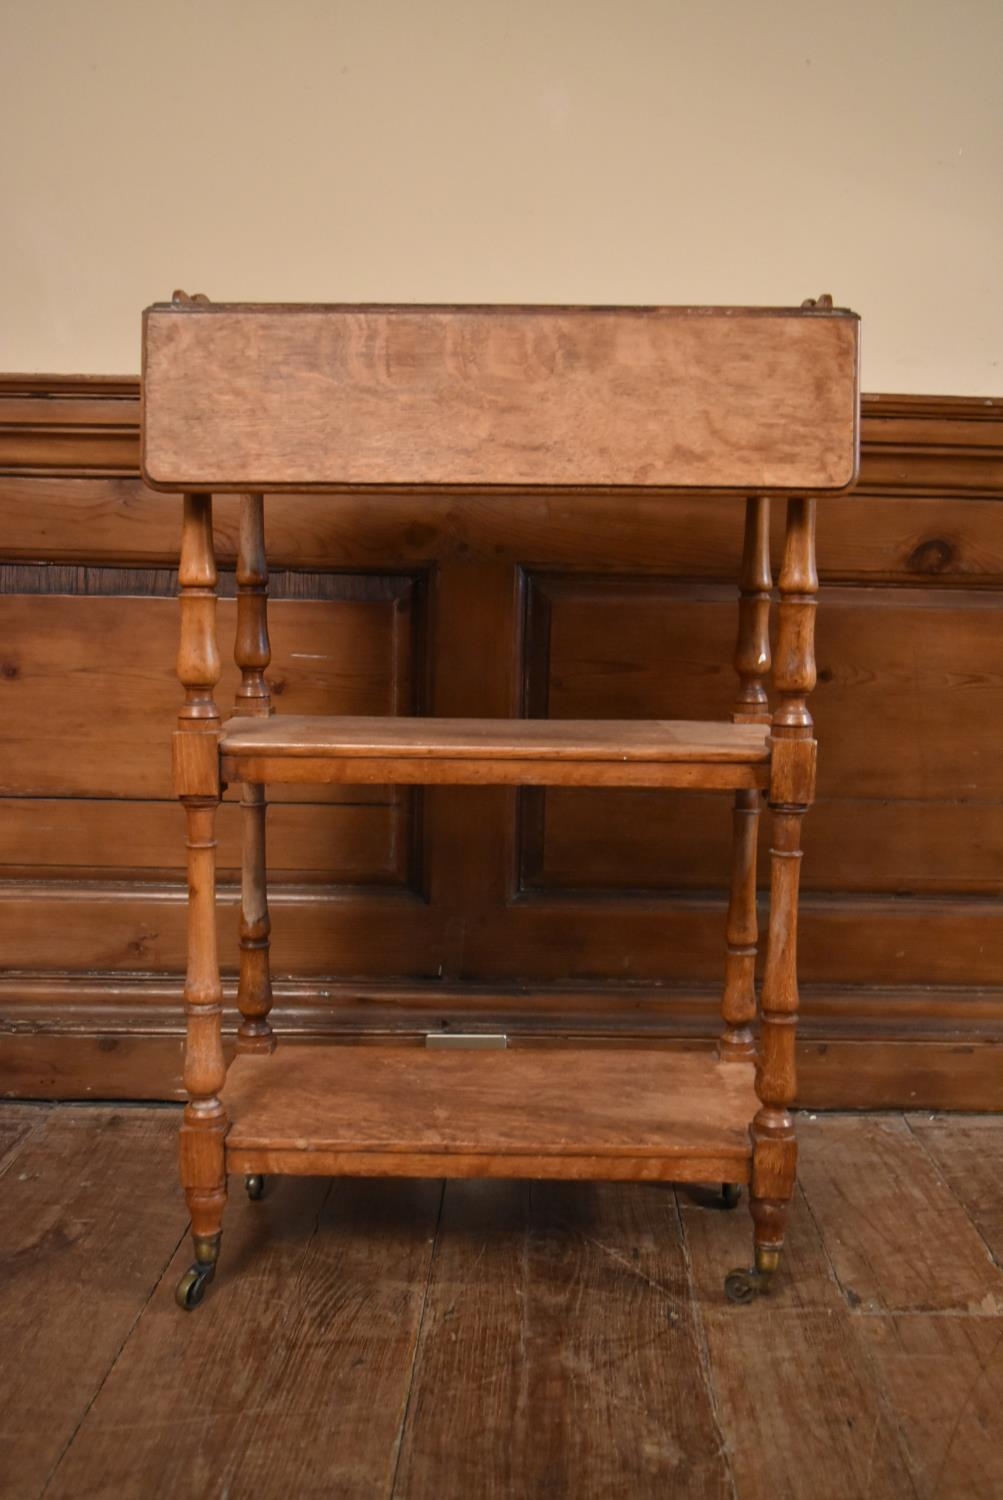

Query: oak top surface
left=142, top=300, right=860, bottom=493
left=224, top=1045, right=758, bottom=1159
left=220, top=715, right=772, bottom=763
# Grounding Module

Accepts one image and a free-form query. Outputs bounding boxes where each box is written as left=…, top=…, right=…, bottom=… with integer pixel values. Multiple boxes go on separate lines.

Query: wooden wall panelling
left=1, top=378, right=1002, bottom=1107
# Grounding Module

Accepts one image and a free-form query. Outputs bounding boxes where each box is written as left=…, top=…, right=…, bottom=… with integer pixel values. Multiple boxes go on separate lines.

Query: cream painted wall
left=1, top=0, right=1000, bottom=392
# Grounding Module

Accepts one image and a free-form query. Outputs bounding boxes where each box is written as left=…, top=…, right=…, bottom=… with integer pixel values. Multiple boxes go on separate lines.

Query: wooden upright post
left=720, top=496, right=772, bottom=1062
left=234, top=493, right=275, bottom=1056
left=730, top=494, right=817, bottom=1298
left=174, top=491, right=228, bottom=1308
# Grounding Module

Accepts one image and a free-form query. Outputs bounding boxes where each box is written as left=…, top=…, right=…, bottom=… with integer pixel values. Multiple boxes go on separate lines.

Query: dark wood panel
left=1, top=379, right=1001, bottom=1107
left=1, top=585, right=418, bottom=799
left=9, top=477, right=1003, bottom=594
left=6, top=1028, right=1002, bottom=1111
left=458, top=893, right=1003, bottom=989
left=6, top=976, right=1001, bottom=1040
left=7, top=477, right=1003, bottom=585
left=0, top=798, right=408, bottom=884
left=0, top=882, right=443, bottom=977
left=3, top=977, right=1001, bottom=1108
left=526, top=574, right=1003, bottom=800
left=521, top=791, right=1003, bottom=895
left=2, top=881, right=1000, bottom=987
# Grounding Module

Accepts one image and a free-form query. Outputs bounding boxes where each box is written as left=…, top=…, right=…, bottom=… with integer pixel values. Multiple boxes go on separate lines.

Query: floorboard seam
left=795, top=1174, right=861, bottom=1309
left=672, top=1190, right=739, bottom=1500
left=37, top=1216, right=191, bottom=1500
left=924, top=1319, right=1003, bottom=1497
left=0, top=1104, right=51, bottom=1181
left=904, top=1114, right=1003, bottom=1273
left=797, top=1161, right=925, bottom=1497
left=285, top=1177, right=336, bottom=1306
left=388, top=1178, right=445, bottom=1500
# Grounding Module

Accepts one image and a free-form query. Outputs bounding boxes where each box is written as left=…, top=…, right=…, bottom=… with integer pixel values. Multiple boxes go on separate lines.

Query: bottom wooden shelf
left=223, top=1045, right=757, bottom=1183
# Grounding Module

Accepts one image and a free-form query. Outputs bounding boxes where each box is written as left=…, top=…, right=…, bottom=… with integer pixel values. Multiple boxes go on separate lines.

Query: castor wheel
left=175, top=1262, right=215, bottom=1311
left=724, top=1247, right=780, bottom=1304
left=245, top=1174, right=265, bottom=1201
left=721, top=1182, right=741, bottom=1210
left=724, top=1267, right=769, bottom=1303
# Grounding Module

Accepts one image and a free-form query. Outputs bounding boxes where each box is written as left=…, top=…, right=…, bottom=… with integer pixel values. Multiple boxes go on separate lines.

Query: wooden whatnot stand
left=140, top=295, right=860, bottom=1309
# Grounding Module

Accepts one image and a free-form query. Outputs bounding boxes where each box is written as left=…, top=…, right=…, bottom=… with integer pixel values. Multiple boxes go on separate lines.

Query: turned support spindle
left=175, top=492, right=227, bottom=1274
left=234, top=493, right=275, bottom=1054
left=235, top=492, right=272, bottom=716
left=750, top=495, right=817, bottom=1270
left=720, top=496, right=772, bottom=1061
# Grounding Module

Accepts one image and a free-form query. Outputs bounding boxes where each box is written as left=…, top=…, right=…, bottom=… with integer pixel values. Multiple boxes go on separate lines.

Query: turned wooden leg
left=725, top=809, right=804, bottom=1301
left=176, top=797, right=228, bottom=1310
left=719, top=788, right=762, bottom=1061
left=236, top=782, right=274, bottom=1054
left=721, top=493, right=770, bottom=1063
left=174, top=490, right=228, bottom=1310
left=726, top=494, right=816, bottom=1303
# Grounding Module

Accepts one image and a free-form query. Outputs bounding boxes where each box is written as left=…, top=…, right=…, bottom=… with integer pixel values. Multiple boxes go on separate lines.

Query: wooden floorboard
left=854, top=1315, right=1003, bottom=1500
left=0, top=1106, right=185, bottom=1500
left=0, top=1101, right=48, bottom=1174
left=46, top=1175, right=442, bottom=1500
left=1, top=1106, right=1002, bottom=1500
left=795, top=1114, right=1003, bottom=1314
left=393, top=1178, right=732, bottom=1499
left=905, top=1112, right=1003, bottom=1265
left=679, top=1183, right=919, bottom=1500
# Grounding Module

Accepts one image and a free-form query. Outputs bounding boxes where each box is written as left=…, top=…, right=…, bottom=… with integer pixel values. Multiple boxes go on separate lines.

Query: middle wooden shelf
left=219, top=715, right=771, bottom=788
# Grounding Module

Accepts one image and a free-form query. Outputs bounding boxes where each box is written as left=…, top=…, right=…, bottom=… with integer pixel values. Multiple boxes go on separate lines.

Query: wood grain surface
left=221, top=713, right=771, bottom=761
left=0, top=1107, right=185, bottom=1498
left=5, top=1102, right=1003, bottom=1500
left=142, top=303, right=859, bottom=492
left=223, top=1044, right=757, bottom=1172
left=220, top=714, right=771, bottom=788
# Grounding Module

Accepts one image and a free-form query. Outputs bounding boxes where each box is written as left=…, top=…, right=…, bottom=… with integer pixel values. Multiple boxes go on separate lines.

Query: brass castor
left=721, top=1182, right=741, bottom=1210
left=175, top=1261, right=215, bottom=1310
left=245, top=1174, right=265, bottom=1201
left=724, top=1246, right=781, bottom=1304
